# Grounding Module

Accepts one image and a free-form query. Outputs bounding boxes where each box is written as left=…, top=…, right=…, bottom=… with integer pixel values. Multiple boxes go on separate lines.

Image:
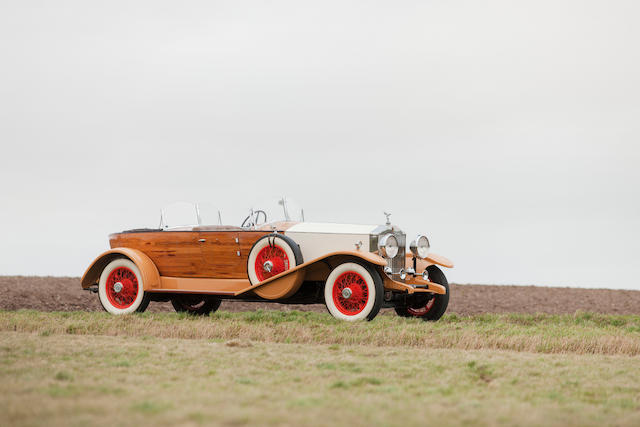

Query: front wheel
left=324, top=262, right=383, bottom=321
left=394, top=265, right=450, bottom=321
left=171, top=295, right=221, bottom=316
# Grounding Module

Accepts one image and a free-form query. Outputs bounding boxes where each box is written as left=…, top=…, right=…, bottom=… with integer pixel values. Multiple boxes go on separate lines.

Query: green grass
left=1, top=310, right=640, bottom=426
left=1, top=329, right=639, bottom=426
left=2, top=310, right=640, bottom=355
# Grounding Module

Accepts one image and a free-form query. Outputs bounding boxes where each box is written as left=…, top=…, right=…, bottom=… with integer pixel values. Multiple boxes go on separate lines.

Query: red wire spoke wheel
left=171, top=295, right=222, bottom=316
left=105, top=266, right=139, bottom=309
left=331, top=271, right=369, bottom=315
left=393, top=265, right=450, bottom=321
left=406, top=298, right=435, bottom=317
left=98, top=258, right=149, bottom=314
left=254, top=245, right=290, bottom=282
left=175, top=295, right=207, bottom=312
left=324, top=262, right=383, bottom=321
left=247, top=234, right=303, bottom=286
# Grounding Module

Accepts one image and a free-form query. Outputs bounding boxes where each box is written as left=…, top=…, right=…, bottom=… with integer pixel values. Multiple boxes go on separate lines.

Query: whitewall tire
left=247, top=234, right=302, bottom=285
left=324, top=262, right=383, bottom=321
left=98, top=258, right=149, bottom=315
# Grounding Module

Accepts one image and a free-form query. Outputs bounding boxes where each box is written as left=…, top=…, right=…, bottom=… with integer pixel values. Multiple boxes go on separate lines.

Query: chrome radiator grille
left=388, top=232, right=406, bottom=278
left=369, top=228, right=406, bottom=279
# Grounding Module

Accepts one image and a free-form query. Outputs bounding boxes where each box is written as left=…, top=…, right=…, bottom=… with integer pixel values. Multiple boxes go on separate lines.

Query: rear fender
left=81, top=248, right=161, bottom=291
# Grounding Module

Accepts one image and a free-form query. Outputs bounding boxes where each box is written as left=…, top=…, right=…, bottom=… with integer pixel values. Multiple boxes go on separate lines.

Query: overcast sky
left=1, top=0, right=638, bottom=289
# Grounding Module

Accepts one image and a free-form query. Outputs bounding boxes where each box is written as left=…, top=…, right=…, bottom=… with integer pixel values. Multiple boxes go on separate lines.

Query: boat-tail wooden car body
left=82, top=204, right=453, bottom=321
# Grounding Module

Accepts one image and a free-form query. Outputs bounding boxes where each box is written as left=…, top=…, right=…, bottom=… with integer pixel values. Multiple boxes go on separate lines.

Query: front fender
left=406, top=252, right=454, bottom=270
left=238, top=250, right=388, bottom=299
left=81, top=248, right=161, bottom=291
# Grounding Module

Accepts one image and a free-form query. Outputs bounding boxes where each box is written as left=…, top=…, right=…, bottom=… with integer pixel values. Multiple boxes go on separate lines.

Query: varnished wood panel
left=198, top=231, right=242, bottom=278
left=109, top=230, right=270, bottom=279
left=110, top=232, right=204, bottom=277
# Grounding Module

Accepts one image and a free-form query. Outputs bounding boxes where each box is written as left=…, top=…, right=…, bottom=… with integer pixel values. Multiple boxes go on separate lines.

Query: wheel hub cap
left=263, top=260, right=274, bottom=273
left=113, top=282, right=123, bottom=293
left=341, top=288, right=353, bottom=299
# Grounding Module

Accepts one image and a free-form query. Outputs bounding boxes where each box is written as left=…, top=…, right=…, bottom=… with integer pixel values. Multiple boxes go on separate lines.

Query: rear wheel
left=171, top=295, right=221, bottom=316
left=324, top=262, right=383, bottom=321
left=394, top=265, right=449, bottom=321
left=98, top=258, right=150, bottom=315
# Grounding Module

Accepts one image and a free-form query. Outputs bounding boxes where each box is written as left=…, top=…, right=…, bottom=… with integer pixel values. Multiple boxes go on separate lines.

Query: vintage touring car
left=82, top=199, right=453, bottom=321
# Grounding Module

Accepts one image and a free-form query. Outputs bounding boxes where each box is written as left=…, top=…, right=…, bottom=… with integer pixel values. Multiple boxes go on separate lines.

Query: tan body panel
left=249, top=270, right=306, bottom=300
left=405, top=252, right=454, bottom=270
left=81, top=248, right=161, bottom=290
left=380, top=272, right=446, bottom=295
left=155, top=277, right=249, bottom=295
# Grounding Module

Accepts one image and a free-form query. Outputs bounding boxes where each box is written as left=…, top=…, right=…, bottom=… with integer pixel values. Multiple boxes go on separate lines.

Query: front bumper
left=378, top=251, right=453, bottom=295
left=382, top=275, right=446, bottom=295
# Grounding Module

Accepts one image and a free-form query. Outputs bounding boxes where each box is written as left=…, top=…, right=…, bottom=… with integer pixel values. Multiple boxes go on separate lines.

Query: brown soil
left=1, top=276, right=639, bottom=315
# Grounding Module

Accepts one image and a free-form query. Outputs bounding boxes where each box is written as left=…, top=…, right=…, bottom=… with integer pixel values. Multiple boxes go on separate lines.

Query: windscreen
left=160, top=202, right=199, bottom=228
left=246, top=196, right=305, bottom=226
left=159, top=197, right=304, bottom=229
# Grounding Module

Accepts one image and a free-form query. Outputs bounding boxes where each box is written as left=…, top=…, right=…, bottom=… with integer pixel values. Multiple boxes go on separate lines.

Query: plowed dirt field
left=2, top=276, right=638, bottom=315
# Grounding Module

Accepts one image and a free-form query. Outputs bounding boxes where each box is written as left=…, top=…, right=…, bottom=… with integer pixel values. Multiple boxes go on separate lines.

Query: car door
left=130, top=231, right=204, bottom=278
left=198, top=231, right=244, bottom=278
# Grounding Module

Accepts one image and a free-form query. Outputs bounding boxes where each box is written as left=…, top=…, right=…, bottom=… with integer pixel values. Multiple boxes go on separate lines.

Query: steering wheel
left=241, top=210, right=267, bottom=228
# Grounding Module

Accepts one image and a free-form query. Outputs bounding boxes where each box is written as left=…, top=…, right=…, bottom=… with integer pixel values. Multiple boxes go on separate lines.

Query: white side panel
left=287, top=222, right=378, bottom=235
left=285, top=231, right=371, bottom=262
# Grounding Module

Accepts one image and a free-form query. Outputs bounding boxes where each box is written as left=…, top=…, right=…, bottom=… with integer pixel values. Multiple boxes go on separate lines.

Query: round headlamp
left=410, top=234, right=430, bottom=259
left=378, top=233, right=399, bottom=258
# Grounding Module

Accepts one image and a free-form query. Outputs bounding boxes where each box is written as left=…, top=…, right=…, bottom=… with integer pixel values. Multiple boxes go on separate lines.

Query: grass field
left=2, top=310, right=640, bottom=426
